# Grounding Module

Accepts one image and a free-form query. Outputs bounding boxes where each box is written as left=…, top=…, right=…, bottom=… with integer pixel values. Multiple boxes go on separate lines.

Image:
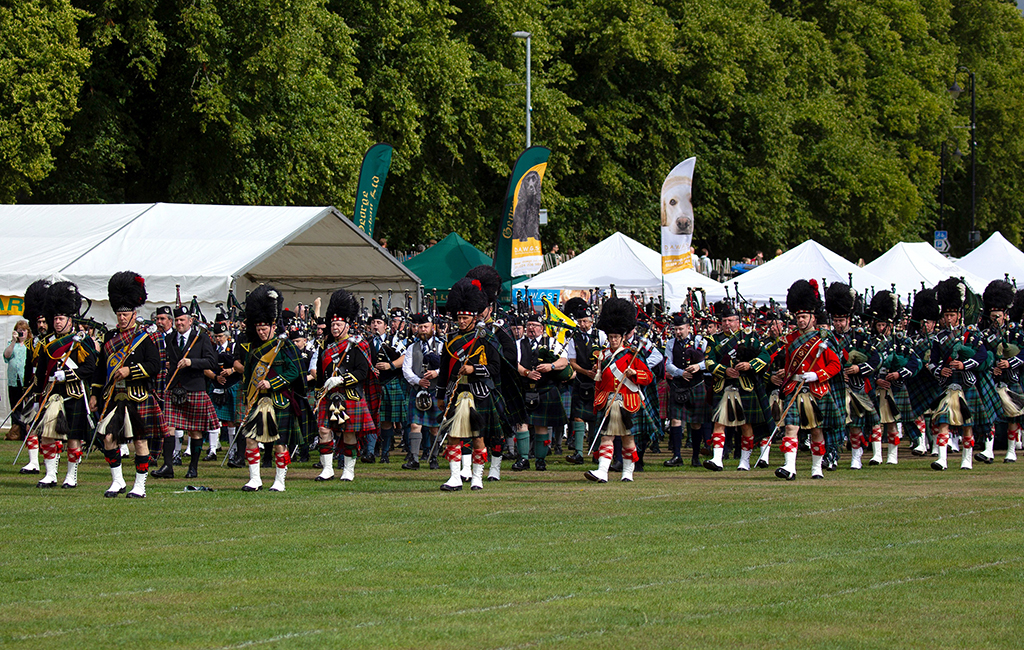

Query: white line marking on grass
left=211, top=629, right=324, bottom=649
left=8, top=627, right=83, bottom=641
left=452, top=593, right=574, bottom=616
left=930, top=503, right=1021, bottom=520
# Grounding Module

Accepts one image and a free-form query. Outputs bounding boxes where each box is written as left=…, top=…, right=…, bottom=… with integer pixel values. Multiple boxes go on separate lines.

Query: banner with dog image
left=352, top=143, right=394, bottom=237
left=494, top=146, right=551, bottom=280
left=661, top=157, right=696, bottom=274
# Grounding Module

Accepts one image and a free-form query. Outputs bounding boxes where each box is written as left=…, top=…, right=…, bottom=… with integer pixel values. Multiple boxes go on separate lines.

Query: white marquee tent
left=511, top=232, right=726, bottom=310
left=864, top=241, right=988, bottom=297
left=956, top=231, right=1024, bottom=285
left=0, top=203, right=420, bottom=420
left=728, top=240, right=887, bottom=304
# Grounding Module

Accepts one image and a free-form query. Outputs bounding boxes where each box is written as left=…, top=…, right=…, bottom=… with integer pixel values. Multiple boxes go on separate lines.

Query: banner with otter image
left=661, top=157, right=697, bottom=274
left=494, top=146, right=551, bottom=280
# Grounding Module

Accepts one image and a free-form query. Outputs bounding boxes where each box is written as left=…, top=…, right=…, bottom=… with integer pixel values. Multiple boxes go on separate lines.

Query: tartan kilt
left=874, top=384, right=915, bottom=424
left=526, top=385, right=567, bottom=427
left=570, top=381, right=597, bottom=422
left=994, top=375, right=1024, bottom=424
left=668, top=381, right=710, bottom=425
left=244, top=405, right=299, bottom=448
left=235, top=383, right=249, bottom=422
left=712, top=385, right=768, bottom=425
left=559, top=385, right=573, bottom=422
left=931, top=381, right=991, bottom=427
left=783, top=388, right=843, bottom=430
left=164, top=391, right=221, bottom=432
left=657, top=380, right=669, bottom=420
left=379, top=376, right=409, bottom=424
left=316, top=391, right=376, bottom=433
left=209, top=382, right=239, bottom=423
left=408, top=392, right=442, bottom=427
left=444, top=387, right=502, bottom=440
left=112, top=390, right=168, bottom=439
left=906, top=372, right=941, bottom=419
left=56, top=394, right=91, bottom=441
left=975, top=375, right=1003, bottom=426
left=631, top=383, right=662, bottom=439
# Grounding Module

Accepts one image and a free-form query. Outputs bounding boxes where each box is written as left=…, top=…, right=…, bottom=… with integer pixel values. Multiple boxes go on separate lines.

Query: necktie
left=179, top=334, right=185, bottom=348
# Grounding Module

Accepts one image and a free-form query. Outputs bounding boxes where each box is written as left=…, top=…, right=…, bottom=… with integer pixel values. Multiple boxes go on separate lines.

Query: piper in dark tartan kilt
left=237, top=285, right=303, bottom=492
left=705, top=301, right=770, bottom=472
left=312, top=289, right=376, bottom=483
left=773, top=280, right=842, bottom=481
left=927, top=278, right=992, bottom=471
left=822, top=282, right=857, bottom=471
left=663, top=314, right=709, bottom=468
left=564, top=298, right=605, bottom=465
left=436, top=278, right=506, bottom=491
left=205, top=318, right=241, bottom=464
left=147, top=305, right=175, bottom=469
left=33, top=281, right=97, bottom=489
left=90, top=272, right=168, bottom=498
left=975, top=280, right=1024, bottom=464
left=401, top=314, right=444, bottom=469
left=516, top=313, right=570, bottom=472
left=866, top=291, right=921, bottom=467
left=905, top=289, right=941, bottom=456
left=368, top=307, right=407, bottom=464
left=159, top=306, right=220, bottom=480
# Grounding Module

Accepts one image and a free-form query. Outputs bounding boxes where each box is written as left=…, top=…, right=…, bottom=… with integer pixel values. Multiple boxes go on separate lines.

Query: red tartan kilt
left=317, top=392, right=376, bottom=433
left=164, top=391, right=221, bottom=431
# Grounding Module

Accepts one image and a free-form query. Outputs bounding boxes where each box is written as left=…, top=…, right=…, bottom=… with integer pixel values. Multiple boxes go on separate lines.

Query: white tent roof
left=729, top=240, right=886, bottom=304
left=511, top=231, right=725, bottom=310
left=864, top=242, right=988, bottom=297
left=956, top=231, right=1024, bottom=285
left=0, top=203, right=420, bottom=323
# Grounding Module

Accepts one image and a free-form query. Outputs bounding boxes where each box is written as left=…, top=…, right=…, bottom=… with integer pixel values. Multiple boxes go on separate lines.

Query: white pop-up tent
left=0, top=203, right=421, bottom=421
left=956, top=231, right=1024, bottom=285
left=728, top=240, right=887, bottom=304
left=864, top=241, right=988, bottom=297
left=511, top=231, right=725, bottom=310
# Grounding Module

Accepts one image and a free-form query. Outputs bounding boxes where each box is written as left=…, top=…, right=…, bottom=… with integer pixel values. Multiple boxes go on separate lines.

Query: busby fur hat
left=911, top=288, right=940, bottom=323
left=446, top=278, right=489, bottom=316
left=825, top=282, right=856, bottom=317
left=465, top=265, right=502, bottom=305
left=326, top=289, right=358, bottom=324
left=935, top=277, right=967, bottom=314
left=1008, top=290, right=1024, bottom=323
left=672, top=312, right=691, bottom=327
left=868, top=290, right=899, bottom=323
left=786, top=280, right=821, bottom=315
left=597, top=297, right=636, bottom=335
left=24, top=279, right=50, bottom=335
left=44, top=281, right=82, bottom=331
left=108, top=271, right=147, bottom=313
left=563, top=297, right=591, bottom=320
left=712, top=300, right=738, bottom=320
left=409, top=312, right=431, bottom=325
left=983, top=279, right=1015, bottom=314
left=245, top=284, right=282, bottom=343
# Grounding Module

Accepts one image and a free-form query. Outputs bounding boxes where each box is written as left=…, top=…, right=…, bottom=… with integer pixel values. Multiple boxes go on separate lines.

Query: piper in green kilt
left=237, top=284, right=302, bottom=492
left=564, top=297, right=605, bottom=465
left=663, top=313, right=709, bottom=468
left=866, top=291, right=921, bottom=466
left=905, top=289, right=941, bottom=456
left=975, top=280, right=1024, bottom=464
left=823, top=281, right=858, bottom=471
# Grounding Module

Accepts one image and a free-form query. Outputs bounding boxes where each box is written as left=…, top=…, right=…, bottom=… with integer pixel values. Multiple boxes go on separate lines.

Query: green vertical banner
left=352, top=143, right=394, bottom=237
left=494, top=145, right=551, bottom=281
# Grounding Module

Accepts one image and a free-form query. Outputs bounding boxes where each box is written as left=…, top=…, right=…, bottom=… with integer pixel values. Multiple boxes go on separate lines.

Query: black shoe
left=702, top=459, right=723, bottom=472
left=610, top=460, right=623, bottom=472
left=755, top=459, right=770, bottom=469
left=61, top=482, right=77, bottom=489
left=19, top=467, right=40, bottom=475
left=565, top=452, right=585, bottom=465
left=931, top=460, right=946, bottom=471
left=663, top=456, right=684, bottom=467
left=361, top=454, right=376, bottom=464
left=203, top=451, right=217, bottom=462
left=401, top=458, right=421, bottom=470
left=1005, top=457, right=1016, bottom=463
left=825, top=462, right=837, bottom=471
left=104, top=486, right=126, bottom=498
left=429, top=458, right=439, bottom=470
left=974, top=452, right=994, bottom=464
left=811, top=473, right=824, bottom=479
left=440, top=483, right=462, bottom=492
left=535, top=458, right=547, bottom=471
left=691, top=458, right=702, bottom=467
left=380, top=453, right=390, bottom=464
left=775, top=467, right=796, bottom=481
left=36, top=480, right=57, bottom=488
left=584, top=470, right=607, bottom=483
left=151, top=464, right=174, bottom=479
left=241, top=484, right=261, bottom=492
left=511, top=458, right=529, bottom=471
left=126, top=492, right=146, bottom=499
left=311, top=460, right=323, bottom=469
left=184, top=467, right=198, bottom=479
left=226, top=458, right=244, bottom=469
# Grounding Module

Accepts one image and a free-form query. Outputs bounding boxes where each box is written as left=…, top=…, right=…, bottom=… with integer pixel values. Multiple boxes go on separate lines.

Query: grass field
left=2, top=441, right=1022, bottom=650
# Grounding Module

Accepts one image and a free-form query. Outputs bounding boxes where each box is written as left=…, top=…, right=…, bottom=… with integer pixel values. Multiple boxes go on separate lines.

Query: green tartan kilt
left=443, top=387, right=501, bottom=441
left=379, top=376, right=409, bottom=424
left=712, top=384, right=768, bottom=425
left=668, top=381, right=711, bottom=425
left=931, top=380, right=991, bottom=427
left=783, top=388, right=843, bottom=430
left=526, top=384, right=567, bottom=427
left=977, top=374, right=1005, bottom=425
left=906, top=372, right=941, bottom=419
left=210, top=382, right=238, bottom=423
left=630, top=383, right=662, bottom=439
left=873, top=383, right=915, bottom=424
left=828, top=377, right=848, bottom=426
left=242, top=404, right=300, bottom=448
left=570, top=381, right=597, bottom=422
left=994, top=374, right=1024, bottom=424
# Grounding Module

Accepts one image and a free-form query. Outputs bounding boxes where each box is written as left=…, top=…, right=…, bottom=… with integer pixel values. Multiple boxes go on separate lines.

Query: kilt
left=235, top=383, right=249, bottom=421
left=242, top=404, right=299, bottom=448
left=445, top=388, right=501, bottom=441
left=905, top=372, right=940, bottom=419
left=783, top=388, right=843, bottom=430
left=110, top=389, right=168, bottom=439
left=316, top=391, right=376, bottom=433
left=668, top=381, right=710, bottom=425
left=976, top=375, right=1004, bottom=426
left=53, top=394, right=91, bottom=441
left=526, top=385, right=566, bottom=427
left=631, top=383, right=663, bottom=440
left=657, top=380, right=669, bottom=420
left=209, top=382, right=239, bottom=423
left=931, top=379, right=992, bottom=427
left=874, top=384, right=914, bottom=425
left=570, top=381, right=597, bottom=422
left=559, top=385, right=573, bottom=422
left=164, top=391, right=222, bottom=432
left=408, top=391, right=442, bottom=427
left=378, top=376, right=409, bottom=424
left=712, top=384, right=768, bottom=425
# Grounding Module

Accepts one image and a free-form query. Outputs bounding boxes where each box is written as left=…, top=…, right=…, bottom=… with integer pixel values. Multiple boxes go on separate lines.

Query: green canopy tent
left=403, top=232, right=524, bottom=306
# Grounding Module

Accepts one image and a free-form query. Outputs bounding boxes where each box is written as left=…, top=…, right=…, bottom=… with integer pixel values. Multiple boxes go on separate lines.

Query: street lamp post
left=949, top=67, right=978, bottom=249
left=513, top=31, right=531, bottom=148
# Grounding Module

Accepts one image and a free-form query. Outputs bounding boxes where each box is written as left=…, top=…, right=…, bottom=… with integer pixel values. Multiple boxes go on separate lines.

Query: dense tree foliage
left=5, top=0, right=1024, bottom=259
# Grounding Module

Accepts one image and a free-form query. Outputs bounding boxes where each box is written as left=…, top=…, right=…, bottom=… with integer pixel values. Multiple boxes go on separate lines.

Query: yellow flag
left=542, top=296, right=576, bottom=344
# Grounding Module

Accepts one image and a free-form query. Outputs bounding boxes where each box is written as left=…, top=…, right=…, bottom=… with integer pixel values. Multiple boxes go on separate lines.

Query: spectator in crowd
left=542, top=244, right=563, bottom=272
left=4, top=320, right=31, bottom=440
left=379, top=237, right=388, bottom=250
left=753, top=251, right=764, bottom=265
left=695, top=248, right=712, bottom=276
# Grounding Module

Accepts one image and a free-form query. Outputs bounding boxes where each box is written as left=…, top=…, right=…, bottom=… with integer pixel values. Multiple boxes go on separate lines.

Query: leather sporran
left=415, top=390, right=433, bottom=412
left=169, top=385, right=188, bottom=406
